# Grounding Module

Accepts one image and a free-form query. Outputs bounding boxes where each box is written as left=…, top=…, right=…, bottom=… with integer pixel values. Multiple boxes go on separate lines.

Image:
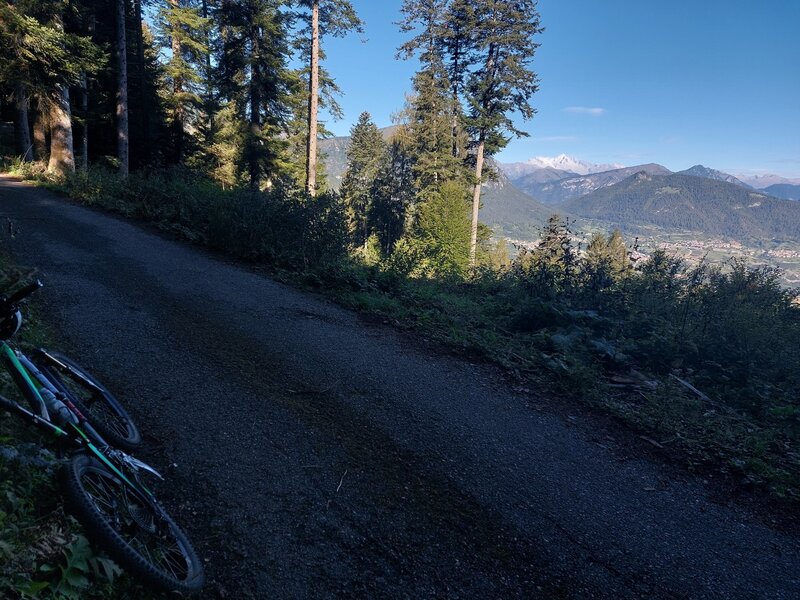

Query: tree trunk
left=116, top=0, right=129, bottom=177
left=47, top=85, right=76, bottom=176
left=13, top=83, right=33, bottom=162
left=469, top=136, right=485, bottom=267
left=249, top=26, right=261, bottom=188
left=468, top=44, right=497, bottom=267
left=76, top=73, right=89, bottom=170
left=133, top=0, right=149, bottom=157
left=304, top=0, right=320, bottom=196
left=170, top=0, right=184, bottom=163
left=202, top=0, right=213, bottom=132
left=33, top=110, right=48, bottom=162
left=47, top=12, right=75, bottom=176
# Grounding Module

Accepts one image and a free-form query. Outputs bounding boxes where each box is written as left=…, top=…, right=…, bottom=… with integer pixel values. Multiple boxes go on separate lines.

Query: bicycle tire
left=61, top=454, right=204, bottom=594
left=36, top=350, right=142, bottom=450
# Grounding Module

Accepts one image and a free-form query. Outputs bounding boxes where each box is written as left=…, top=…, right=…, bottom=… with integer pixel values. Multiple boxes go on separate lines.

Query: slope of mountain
left=481, top=160, right=566, bottom=237
left=563, top=171, right=800, bottom=241
left=678, top=165, right=751, bottom=188
left=763, top=183, right=800, bottom=201
left=510, top=163, right=672, bottom=205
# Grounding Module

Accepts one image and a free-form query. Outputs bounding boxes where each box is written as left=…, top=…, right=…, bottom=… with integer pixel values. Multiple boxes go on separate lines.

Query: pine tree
left=294, top=0, right=363, bottom=196
left=416, top=179, right=471, bottom=276
left=399, top=0, right=472, bottom=275
left=460, top=0, right=544, bottom=266
left=340, top=112, right=386, bottom=248
left=216, top=0, right=293, bottom=187
left=370, top=135, right=415, bottom=254
left=158, top=0, right=210, bottom=163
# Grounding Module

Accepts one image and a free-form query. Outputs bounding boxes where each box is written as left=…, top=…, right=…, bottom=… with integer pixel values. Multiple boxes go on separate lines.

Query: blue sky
left=320, top=0, right=800, bottom=177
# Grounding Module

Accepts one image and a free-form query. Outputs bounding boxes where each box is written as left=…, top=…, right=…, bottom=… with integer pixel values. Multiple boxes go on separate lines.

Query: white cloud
left=563, top=106, right=606, bottom=116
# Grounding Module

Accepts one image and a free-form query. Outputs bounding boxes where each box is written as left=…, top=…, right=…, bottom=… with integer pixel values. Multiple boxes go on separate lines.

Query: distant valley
left=319, top=136, right=800, bottom=283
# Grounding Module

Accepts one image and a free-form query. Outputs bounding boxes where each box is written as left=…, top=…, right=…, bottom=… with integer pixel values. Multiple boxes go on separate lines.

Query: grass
left=5, top=162, right=799, bottom=512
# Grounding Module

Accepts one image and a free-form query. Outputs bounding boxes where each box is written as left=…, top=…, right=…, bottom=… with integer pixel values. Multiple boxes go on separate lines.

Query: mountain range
left=562, top=171, right=800, bottom=241
left=319, top=135, right=800, bottom=243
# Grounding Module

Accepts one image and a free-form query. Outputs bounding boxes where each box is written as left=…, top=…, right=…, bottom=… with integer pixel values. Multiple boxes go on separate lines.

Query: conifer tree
left=216, top=0, right=293, bottom=187
left=340, top=112, right=386, bottom=248
left=460, top=0, right=543, bottom=266
left=0, top=1, right=103, bottom=172
left=294, top=0, right=363, bottom=196
left=399, top=0, right=472, bottom=275
left=159, top=0, right=210, bottom=163
left=416, top=179, right=471, bottom=276
left=370, top=136, right=416, bottom=254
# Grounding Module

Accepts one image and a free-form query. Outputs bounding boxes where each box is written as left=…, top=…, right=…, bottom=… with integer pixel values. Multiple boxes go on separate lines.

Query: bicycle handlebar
left=1, top=279, right=43, bottom=313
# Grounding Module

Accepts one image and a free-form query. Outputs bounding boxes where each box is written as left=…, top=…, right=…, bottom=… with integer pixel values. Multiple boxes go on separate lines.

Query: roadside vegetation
left=0, top=260, right=165, bottom=599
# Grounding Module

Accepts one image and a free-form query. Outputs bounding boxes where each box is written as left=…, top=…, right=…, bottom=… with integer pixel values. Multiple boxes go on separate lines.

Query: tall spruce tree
left=216, top=0, right=293, bottom=187
left=370, top=135, right=415, bottom=254
left=340, top=112, right=385, bottom=249
left=294, top=0, right=363, bottom=196
left=399, top=0, right=471, bottom=275
left=461, top=0, right=543, bottom=266
left=159, top=0, right=210, bottom=163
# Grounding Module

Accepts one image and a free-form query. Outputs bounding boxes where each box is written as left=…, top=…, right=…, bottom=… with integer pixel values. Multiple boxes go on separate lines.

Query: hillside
left=763, top=183, right=800, bottom=201
left=563, top=171, right=800, bottom=241
left=480, top=160, right=566, bottom=237
left=509, top=163, right=672, bottom=205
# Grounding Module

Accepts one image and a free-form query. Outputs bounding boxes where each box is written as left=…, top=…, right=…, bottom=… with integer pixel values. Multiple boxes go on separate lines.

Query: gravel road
left=1, top=175, right=798, bottom=599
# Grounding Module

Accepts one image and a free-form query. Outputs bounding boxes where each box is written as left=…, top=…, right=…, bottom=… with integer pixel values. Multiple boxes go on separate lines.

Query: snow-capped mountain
left=740, top=174, right=800, bottom=189
left=510, top=163, right=671, bottom=205
left=521, top=154, right=624, bottom=176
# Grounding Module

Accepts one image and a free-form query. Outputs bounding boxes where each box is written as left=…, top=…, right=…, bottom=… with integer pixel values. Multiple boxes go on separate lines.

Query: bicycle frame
left=0, top=341, right=158, bottom=504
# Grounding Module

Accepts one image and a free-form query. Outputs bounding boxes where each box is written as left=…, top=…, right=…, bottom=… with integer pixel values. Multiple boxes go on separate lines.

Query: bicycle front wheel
left=61, top=454, right=204, bottom=594
left=36, top=350, right=142, bottom=450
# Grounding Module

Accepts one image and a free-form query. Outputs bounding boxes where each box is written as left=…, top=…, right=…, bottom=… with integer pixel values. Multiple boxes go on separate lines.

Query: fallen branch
left=670, top=374, right=711, bottom=402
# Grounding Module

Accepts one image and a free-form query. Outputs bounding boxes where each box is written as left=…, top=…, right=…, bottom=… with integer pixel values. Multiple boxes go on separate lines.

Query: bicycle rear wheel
left=61, top=454, right=204, bottom=594
left=36, top=350, right=142, bottom=450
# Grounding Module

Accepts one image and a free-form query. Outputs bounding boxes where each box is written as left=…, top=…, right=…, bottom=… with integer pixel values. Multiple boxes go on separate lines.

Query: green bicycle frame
left=0, top=341, right=151, bottom=497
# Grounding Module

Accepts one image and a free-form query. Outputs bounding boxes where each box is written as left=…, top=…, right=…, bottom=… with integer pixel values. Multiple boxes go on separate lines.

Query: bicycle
left=0, top=280, right=204, bottom=594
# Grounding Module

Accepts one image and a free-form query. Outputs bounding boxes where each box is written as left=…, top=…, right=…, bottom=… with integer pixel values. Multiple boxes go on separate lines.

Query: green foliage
left=65, top=166, right=348, bottom=270
left=215, top=0, right=296, bottom=186
left=157, top=0, right=211, bottom=163
left=0, top=3, right=105, bottom=92
left=513, top=215, right=580, bottom=297
left=340, top=112, right=386, bottom=247
left=459, top=0, right=544, bottom=152
left=414, top=179, right=471, bottom=277
left=369, top=137, right=416, bottom=255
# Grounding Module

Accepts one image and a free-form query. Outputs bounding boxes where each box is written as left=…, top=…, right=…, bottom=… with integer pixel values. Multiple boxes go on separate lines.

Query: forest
left=0, top=0, right=545, bottom=274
